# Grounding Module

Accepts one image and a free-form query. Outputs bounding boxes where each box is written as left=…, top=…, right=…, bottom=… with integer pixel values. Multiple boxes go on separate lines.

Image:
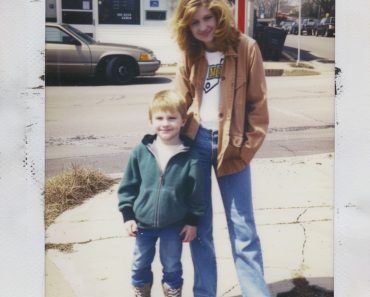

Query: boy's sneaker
left=132, top=283, right=151, bottom=297
left=162, top=283, right=182, bottom=297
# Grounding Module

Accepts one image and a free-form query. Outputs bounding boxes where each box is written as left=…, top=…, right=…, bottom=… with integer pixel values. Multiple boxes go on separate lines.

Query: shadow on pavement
left=45, top=76, right=172, bottom=87
left=276, top=278, right=333, bottom=297
left=230, top=277, right=333, bottom=297
left=130, top=76, right=172, bottom=85
left=283, top=46, right=335, bottom=63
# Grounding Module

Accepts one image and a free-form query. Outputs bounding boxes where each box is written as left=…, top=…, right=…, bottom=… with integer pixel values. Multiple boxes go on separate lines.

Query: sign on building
left=98, top=0, right=141, bottom=24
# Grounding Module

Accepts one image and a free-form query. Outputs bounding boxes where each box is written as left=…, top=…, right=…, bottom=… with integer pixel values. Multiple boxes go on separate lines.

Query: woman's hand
left=180, top=225, right=197, bottom=242
left=124, top=220, right=138, bottom=237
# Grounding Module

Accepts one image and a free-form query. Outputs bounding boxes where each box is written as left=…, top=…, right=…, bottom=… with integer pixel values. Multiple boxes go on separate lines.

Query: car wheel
left=106, top=56, right=135, bottom=85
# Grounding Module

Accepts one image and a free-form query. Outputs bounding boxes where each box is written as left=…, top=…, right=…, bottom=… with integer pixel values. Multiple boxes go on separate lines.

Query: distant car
left=290, top=21, right=303, bottom=35
left=45, top=23, right=161, bottom=84
left=302, top=18, right=319, bottom=35
left=315, top=17, right=335, bottom=37
left=280, top=21, right=294, bottom=33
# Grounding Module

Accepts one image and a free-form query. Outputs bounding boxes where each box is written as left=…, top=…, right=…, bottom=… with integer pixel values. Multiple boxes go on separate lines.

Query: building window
left=61, top=0, right=93, bottom=24
left=146, top=10, right=166, bottom=21
left=62, top=11, right=93, bottom=24
left=98, top=0, right=141, bottom=25
left=62, top=0, right=92, bottom=9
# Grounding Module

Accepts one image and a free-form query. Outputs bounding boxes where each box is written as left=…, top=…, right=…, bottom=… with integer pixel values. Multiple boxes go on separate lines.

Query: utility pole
left=235, top=0, right=255, bottom=37
left=297, top=0, right=301, bottom=65
left=275, top=0, right=280, bottom=25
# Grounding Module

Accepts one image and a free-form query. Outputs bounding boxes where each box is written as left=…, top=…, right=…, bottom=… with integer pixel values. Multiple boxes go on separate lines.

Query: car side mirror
left=62, top=36, right=81, bottom=46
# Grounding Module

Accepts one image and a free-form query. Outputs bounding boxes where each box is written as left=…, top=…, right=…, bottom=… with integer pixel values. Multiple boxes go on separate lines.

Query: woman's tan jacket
left=175, top=34, right=268, bottom=177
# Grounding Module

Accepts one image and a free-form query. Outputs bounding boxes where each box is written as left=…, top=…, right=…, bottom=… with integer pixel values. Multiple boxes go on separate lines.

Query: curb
left=157, top=63, right=321, bottom=77
left=158, top=68, right=319, bottom=77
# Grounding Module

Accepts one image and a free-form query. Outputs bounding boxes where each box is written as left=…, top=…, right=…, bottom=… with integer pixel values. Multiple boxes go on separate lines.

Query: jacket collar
left=194, top=41, right=239, bottom=62
left=141, top=134, right=194, bottom=148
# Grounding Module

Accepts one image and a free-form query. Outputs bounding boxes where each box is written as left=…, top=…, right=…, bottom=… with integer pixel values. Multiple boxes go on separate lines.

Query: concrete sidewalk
left=45, top=153, right=334, bottom=297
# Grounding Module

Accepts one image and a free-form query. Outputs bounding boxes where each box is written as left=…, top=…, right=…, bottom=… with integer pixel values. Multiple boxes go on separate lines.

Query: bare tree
left=256, top=0, right=278, bottom=18
left=311, top=0, right=335, bottom=17
left=256, top=0, right=334, bottom=19
left=302, top=0, right=319, bottom=17
left=257, top=0, right=300, bottom=18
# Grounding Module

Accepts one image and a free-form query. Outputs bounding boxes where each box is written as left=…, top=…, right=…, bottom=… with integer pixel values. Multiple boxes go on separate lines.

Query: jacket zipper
left=147, top=144, right=188, bottom=228
left=154, top=173, right=164, bottom=228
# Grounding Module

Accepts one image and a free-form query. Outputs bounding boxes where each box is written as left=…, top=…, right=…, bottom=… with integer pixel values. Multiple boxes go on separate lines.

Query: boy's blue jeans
left=190, top=126, right=271, bottom=297
left=131, top=224, right=183, bottom=288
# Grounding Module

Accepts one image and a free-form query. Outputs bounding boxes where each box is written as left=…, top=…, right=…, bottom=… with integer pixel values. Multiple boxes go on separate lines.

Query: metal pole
left=297, top=0, right=301, bottom=65
left=237, top=0, right=246, bottom=33
left=247, top=0, right=255, bottom=37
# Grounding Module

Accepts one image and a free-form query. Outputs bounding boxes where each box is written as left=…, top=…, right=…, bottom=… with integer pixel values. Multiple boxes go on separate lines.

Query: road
left=46, top=67, right=334, bottom=177
left=283, top=34, right=335, bottom=62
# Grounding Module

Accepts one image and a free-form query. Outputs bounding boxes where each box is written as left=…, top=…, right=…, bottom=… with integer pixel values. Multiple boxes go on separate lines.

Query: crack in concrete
left=269, top=124, right=334, bottom=133
left=259, top=218, right=331, bottom=226
left=255, top=205, right=332, bottom=211
left=296, top=208, right=309, bottom=277
left=296, top=208, right=309, bottom=222
left=300, top=224, right=307, bottom=266
left=278, top=144, right=297, bottom=155
left=220, top=283, right=239, bottom=296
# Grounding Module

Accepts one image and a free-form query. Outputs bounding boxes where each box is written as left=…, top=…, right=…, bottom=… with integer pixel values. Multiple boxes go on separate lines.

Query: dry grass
left=289, top=62, right=315, bottom=69
left=284, top=69, right=320, bottom=76
left=45, top=165, right=116, bottom=228
left=45, top=243, right=74, bottom=253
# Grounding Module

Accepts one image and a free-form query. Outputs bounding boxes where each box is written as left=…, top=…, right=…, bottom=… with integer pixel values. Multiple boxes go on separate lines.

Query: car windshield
left=63, top=24, right=95, bottom=44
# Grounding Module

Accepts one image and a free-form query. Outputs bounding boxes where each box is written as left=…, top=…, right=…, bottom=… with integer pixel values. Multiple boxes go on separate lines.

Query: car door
left=318, top=18, right=326, bottom=34
left=45, top=26, right=92, bottom=77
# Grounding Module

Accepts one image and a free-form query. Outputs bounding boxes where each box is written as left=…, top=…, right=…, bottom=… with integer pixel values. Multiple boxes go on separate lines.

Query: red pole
left=237, top=0, right=245, bottom=33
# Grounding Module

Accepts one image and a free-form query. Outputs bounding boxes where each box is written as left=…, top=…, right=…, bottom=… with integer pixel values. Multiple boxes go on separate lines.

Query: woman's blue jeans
left=190, top=126, right=270, bottom=297
left=131, top=224, right=183, bottom=289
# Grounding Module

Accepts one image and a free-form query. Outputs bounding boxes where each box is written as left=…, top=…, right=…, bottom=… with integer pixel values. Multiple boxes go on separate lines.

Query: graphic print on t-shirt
left=204, top=58, right=224, bottom=93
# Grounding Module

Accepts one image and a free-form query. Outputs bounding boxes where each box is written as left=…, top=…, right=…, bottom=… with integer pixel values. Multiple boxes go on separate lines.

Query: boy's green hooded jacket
left=117, top=134, right=205, bottom=229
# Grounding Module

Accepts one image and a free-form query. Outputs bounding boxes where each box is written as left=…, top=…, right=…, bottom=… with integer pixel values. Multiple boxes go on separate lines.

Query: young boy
left=117, top=90, right=205, bottom=297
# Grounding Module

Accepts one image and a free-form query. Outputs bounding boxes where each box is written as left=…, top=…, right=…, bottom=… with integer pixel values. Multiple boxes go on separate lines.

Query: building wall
left=51, top=0, right=180, bottom=64
left=95, top=25, right=181, bottom=64
left=46, top=0, right=57, bottom=22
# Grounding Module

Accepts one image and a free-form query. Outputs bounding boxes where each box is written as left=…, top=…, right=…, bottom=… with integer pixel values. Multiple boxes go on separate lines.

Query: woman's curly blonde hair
left=171, top=0, right=240, bottom=60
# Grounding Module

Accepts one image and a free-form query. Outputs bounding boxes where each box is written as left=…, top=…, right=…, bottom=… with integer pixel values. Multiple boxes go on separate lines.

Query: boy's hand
left=124, top=220, right=138, bottom=237
left=180, top=225, right=197, bottom=242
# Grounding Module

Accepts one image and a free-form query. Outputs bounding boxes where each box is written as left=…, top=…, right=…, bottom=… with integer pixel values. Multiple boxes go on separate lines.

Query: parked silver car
left=314, top=17, right=335, bottom=37
left=45, top=23, right=161, bottom=84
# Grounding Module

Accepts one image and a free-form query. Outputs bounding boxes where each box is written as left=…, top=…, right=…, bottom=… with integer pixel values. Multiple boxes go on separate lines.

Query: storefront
left=46, top=0, right=254, bottom=64
left=46, top=0, right=179, bottom=63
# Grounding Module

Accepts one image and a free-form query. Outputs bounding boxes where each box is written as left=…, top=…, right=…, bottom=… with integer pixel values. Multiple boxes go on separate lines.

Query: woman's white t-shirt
left=199, top=51, right=224, bottom=130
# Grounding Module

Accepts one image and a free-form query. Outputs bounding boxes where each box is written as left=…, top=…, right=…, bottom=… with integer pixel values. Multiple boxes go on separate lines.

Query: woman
left=172, top=1, right=270, bottom=296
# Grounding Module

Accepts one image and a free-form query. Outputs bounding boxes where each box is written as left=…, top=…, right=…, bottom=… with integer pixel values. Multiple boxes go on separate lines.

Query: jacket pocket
left=133, top=188, right=156, bottom=225
left=159, top=187, right=187, bottom=226
left=223, top=142, right=242, bottom=162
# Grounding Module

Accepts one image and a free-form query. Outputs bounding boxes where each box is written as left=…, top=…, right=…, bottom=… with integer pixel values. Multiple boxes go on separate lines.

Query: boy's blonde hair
left=148, top=90, right=188, bottom=122
left=171, top=0, right=240, bottom=60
